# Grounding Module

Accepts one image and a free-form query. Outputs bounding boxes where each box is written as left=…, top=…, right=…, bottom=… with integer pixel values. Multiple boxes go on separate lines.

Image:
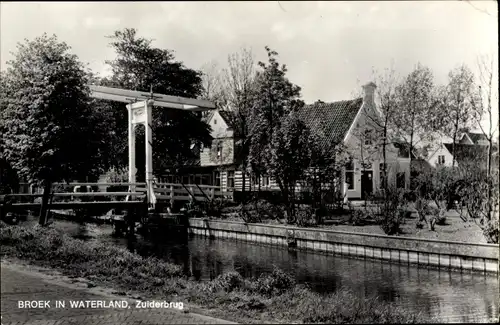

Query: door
left=361, top=171, right=373, bottom=200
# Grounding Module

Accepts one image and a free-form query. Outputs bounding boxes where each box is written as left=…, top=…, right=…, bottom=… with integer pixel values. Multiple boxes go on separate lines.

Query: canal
left=49, top=220, right=500, bottom=322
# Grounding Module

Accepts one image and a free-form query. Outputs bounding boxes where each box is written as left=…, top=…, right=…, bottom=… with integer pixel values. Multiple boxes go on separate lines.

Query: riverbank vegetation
left=0, top=221, right=429, bottom=324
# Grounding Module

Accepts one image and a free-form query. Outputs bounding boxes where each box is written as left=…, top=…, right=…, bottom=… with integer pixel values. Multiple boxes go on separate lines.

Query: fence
left=10, top=182, right=233, bottom=204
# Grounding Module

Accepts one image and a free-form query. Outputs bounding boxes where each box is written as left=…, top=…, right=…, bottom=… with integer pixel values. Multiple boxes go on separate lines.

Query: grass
left=0, top=221, right=431, bottom=324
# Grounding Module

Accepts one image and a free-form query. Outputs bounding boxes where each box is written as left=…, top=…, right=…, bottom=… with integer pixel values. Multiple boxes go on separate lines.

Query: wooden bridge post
left=169, top=185, right=175, bottom=211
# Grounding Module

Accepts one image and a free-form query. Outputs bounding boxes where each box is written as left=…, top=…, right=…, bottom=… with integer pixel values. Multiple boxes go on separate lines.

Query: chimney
left=362, top=82, right=376, bottom=106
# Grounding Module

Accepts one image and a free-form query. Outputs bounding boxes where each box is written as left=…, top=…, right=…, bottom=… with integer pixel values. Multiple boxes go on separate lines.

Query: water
left=37, top=220, right=500, bottom=322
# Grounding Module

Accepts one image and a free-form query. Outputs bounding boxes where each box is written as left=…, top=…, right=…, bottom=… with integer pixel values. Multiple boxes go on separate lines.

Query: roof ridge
left=306, top=97, right=362, bottom=107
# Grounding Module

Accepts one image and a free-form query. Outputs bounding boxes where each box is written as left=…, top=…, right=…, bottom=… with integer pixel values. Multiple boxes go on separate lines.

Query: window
left=214, top=118, right=217, bottom=125
left=396, top=172, right=406, bottom=189
left=216, top=143, right=223, bottom=158
left=262, top=175, right=270, bottom=187
left=364, top=129, right=373, bottom=146
left=214, top=172, right=221, bottom=187
left=361, top=161, right=372, bottom=170
left=379, top=163, right=387, bottom=189
left=438, top=155, right=445, bottom=165
left=397, top=144, right=410, bottom=158
left=345, top=159, right=354, bottom=190
left=227, top=171, right=235, bottom=188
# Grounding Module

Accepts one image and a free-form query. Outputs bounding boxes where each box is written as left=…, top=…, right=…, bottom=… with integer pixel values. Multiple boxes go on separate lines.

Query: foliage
left=436, top=64, right=477, bottom=167
left=392, top=63, right=440, bottom=188
left=267, top=113, right=312, bottom=223
left=0, top=34, right=105, bottom=185
left=349, top=209, right=371, bottom=226
left=369, top=187, right=408, bottom=235
left=295, top=205, right=317, bottom=227
left=248, top=46, right=304, bottom=190
left=238, top=199, right=285, bottom=224
left=0, top=158, right=19, bottom=194
left=413, top=165, right=460, bottom=209
left=482, top=218, right=499, bottom=244
left=104, top=167, right=129, bottom=183
left=97, top=28, right=212, bottom=171
left=252, top=267, right=296, bottom=297
left=305, top=129, right=349, bottom=213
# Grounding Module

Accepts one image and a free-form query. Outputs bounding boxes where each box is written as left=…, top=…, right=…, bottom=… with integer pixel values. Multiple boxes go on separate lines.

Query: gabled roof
left=392, top=141, right=417, bottom=159
left=203, top=110, right=239, bottom=135
left=462, top=132, right=488, bottom=144
left=217, top=110, right=237, bottom=130
left=296, top=98, right=364, bottom=150
left=443, top=143, right=489, bottom=164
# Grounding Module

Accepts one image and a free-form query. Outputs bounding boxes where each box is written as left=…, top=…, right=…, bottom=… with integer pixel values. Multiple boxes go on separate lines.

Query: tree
left=221, top=48, right=257, bottom=200
left=199, top=60, right=225, bottom=113
left=249, top=46, right=304, bottom=189
left=0, top=34, right=104, bottom=225
left=306, top=126, right=349, bottom=213
left=470, top=53, right=499, bottom=225
left=363, top=65, right=401, bottom=193
left=200, top=48, right=258, bottom=200
left=267, top=113, right=312, bottom=223
left=99, top=28, right=212, bottom=174
left=392, top=63, right=439, bottom=188
left=249, top=46, right=305, bottom=220
left=472, top=53, right=499, bottom=177
left=439, top=64, right=477, bottom=167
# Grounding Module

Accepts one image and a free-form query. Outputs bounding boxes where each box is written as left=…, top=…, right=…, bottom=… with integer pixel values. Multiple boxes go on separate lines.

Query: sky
left=1, top=1, right=498, bottom=132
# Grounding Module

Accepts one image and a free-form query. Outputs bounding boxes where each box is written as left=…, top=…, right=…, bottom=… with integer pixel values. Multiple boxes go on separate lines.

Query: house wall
left=200, top=111, right=235, bottom=167
left=342, top=100, right=408, bottom=199
left=427, top=144, right=454, bottom=168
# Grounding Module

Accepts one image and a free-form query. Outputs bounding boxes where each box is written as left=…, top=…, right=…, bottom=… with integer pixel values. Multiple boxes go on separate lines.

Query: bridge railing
left=151, top=183, right=233, bottom=202
left=8, top=182, right=233, bottom=203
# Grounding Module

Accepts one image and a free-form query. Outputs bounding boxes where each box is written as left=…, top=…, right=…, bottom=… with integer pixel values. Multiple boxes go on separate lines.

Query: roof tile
left=295, top=98, right=363, bottom=149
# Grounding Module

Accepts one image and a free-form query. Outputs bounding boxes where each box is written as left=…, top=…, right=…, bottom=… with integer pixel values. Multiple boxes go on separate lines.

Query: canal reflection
left=52, top=221, right=499, bottom=323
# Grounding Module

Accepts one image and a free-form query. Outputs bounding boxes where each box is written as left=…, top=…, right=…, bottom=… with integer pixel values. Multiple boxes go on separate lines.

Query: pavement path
left=1, top=262, right=236, bottom=325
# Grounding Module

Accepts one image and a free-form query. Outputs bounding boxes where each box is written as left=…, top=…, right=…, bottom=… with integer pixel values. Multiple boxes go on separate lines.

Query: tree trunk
left=39, top=180, right=52, bottom=226
left=409, top=131, right=414, bottom=190
left=241, top=161, right=247, bottom=204
left=382, top=132, right=388, bottom=202
left=486, top=139, right=493, bottom=220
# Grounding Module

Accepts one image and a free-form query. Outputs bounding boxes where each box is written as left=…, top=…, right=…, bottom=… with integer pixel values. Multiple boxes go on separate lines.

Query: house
left=427, top=141, right=498, bottom=170
left=199, top=82, right=411, bottom=200
left=458, top=131, right=489, bottom=146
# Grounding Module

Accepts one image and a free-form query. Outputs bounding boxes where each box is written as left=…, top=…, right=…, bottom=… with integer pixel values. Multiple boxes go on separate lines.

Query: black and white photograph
left=0, top=1, right=498, bottom=324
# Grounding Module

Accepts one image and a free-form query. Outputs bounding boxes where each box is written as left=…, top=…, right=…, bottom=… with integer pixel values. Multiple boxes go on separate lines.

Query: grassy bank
left=0, top=221, right=430, bottom=324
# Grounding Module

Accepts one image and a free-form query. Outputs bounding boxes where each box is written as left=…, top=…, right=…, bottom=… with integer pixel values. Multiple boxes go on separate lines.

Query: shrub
left=239, top=208, right=262, bottom=224
left=205, top=271, right=245, bottom=293
left=252, top=267, right=296, bottom=296
left=349, top=209, right=370, bottom=226
left=371, top=187, right=407, bottom=235
left=483, top=219, right=499, bottom=244
left=296, top=206, right=316, bottom=227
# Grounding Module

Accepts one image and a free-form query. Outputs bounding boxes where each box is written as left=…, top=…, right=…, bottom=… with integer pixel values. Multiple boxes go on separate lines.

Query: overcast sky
left=1, top=1, right=498, bottom=130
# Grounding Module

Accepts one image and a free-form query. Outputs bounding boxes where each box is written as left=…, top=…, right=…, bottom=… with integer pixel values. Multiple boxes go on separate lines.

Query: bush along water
left=0, top=222, right=429, bottom=324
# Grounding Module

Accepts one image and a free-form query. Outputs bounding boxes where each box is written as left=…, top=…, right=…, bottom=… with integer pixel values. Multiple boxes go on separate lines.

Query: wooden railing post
left=169, top=185, right=175, bottom=209
left=189, top=185, right=195, bottom=208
